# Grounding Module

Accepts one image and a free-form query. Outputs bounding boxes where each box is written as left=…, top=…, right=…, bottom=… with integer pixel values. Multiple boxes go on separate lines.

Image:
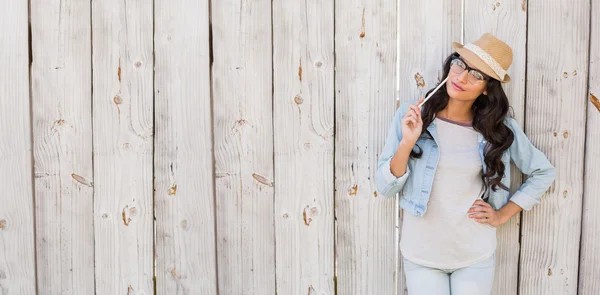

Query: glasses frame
left=450, top=57, right=490, bottom=85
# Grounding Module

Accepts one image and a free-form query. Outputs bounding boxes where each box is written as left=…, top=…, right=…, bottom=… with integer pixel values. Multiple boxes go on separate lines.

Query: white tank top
left=400, top=117, right=496, bottom=269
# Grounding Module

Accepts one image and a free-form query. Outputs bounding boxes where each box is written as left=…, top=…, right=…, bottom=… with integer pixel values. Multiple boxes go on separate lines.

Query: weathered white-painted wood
left=211, top=0, right=276, bottom=294
left=30, top=0, right=95, bottom=293
left=154, top=0, right=217, bottom=294
left=92, top=1, right=154, bottom=294
left=396, top=1, right=461, bottom=293
left=398, top=0, right=462, bottom=102
left=579, top=0, right=600, bottom=293
left=272, top=0, right=335, bottom=294
left=464, top=1, right=527, bottom=294
left=335, top=1, right=398, bottom=294
left=0, top=1, right=36, bottom=294
left=520, top=0, right=589, bottom=294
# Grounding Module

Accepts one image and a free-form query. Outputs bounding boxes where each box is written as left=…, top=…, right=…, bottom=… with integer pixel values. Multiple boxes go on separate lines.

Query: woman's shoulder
left=502, top=116, right=529, bottom=140
left=502, top=116, right=521, bottom=130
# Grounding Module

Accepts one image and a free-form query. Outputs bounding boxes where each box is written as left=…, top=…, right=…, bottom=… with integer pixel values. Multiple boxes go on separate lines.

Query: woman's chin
left=446, top=84, right=464, bottom=99
left=448, top=92, right=477, bottom=102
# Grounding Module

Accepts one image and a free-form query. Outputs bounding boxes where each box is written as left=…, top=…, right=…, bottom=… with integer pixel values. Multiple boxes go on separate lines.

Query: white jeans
left=402, top=253, right=496, bottom=295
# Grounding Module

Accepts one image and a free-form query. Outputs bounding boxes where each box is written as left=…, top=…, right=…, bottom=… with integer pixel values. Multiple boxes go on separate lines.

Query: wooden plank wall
left=30, top=0, right=95, bottom=293
left=212, top=0, right=275, bottom=294
left=0, top=0, right=597, bottom=294
left=334, top=0, right=397, bottom=294
left=0, top=1, right=36, bottom=294
left=580, top=0, right=600, bottom=294
left=521, top=0, right=589, bottom=294
left=92, top=0, right=154, bottom=294
left=154, top=0, right=217, bottom=294
left=273, top=0, right=335, bottom=294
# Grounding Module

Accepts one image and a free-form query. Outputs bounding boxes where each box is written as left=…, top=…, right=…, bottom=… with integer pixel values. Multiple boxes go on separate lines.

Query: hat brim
left=452, top=42, right=511, bottom=83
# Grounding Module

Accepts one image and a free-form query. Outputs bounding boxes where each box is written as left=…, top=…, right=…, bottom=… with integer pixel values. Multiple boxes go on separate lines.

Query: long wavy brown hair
left=411, top=52, right=514, bottom=192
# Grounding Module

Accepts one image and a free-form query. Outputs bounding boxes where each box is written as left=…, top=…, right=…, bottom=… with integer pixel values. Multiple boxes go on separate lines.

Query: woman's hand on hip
left=468, top=199, right=509, bottom=227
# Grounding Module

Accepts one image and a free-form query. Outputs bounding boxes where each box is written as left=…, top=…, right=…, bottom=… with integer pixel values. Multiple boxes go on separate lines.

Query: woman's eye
left=472, top=71, right=485, bottom=80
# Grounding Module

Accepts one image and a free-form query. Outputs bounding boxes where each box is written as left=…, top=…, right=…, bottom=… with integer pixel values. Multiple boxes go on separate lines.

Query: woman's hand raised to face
left=401, top=97, right=425, bottom=145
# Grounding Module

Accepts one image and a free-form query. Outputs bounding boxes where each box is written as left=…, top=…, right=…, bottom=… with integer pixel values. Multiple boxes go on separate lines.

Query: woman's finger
left=408, top=117, right=417, bottom=127
left=474, top=199, right=492, bottom=208
left=408, top=105, right=420, bottom=117
left=409, top=104, right=421, bottom=116
left=409, top=105, right=422, bottom=123
left=402, top=117, right=415, bottom=127
left=469, top=211, right=489, bottom=218
left=474, top=217, right=490, bottom=224
left=468, top=206, right=488, bottom=213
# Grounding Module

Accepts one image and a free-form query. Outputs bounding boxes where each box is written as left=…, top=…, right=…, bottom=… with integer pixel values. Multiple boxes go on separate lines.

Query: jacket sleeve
left=505, top=117, right=557, bottom=210
left=376, top=103, right=411, bottom=198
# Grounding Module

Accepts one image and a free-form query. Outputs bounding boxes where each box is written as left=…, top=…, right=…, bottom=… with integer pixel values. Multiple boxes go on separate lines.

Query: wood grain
left=154, top=0, right=218, bottom=293
left=520, top=0, right=589, bottom=294
left=335, top=1, right=398, bottom=293
left=273, top=0, right=335, bottom=294
left=30, top=0, right=95, bottom=293
left=579, top=0, right=600, bottom=293
left=92, top=0, right=154, bottom=294
left=0, top=1, right=36, bottom=293
left=211, top=0, right=276, bottom=294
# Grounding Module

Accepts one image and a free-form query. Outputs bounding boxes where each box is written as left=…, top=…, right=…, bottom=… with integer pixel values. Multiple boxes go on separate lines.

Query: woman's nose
left=458, top=70, right=469, bottom=83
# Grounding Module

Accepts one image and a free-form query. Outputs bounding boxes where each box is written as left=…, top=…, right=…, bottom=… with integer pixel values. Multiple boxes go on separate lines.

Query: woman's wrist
left=497, top=201, right=523, bottom=223
left=399, top=138, right=416, bottom=148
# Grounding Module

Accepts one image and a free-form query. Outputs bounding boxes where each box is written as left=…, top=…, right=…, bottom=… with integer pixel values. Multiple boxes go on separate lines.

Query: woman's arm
left=376, top=99, right=423, bottom=198
left=469, top=118, right=556, bottom=226
left=376, top=103, right=414, bottom=198
left=390, top=140, right=416, bottom=178
left=505, top=117, right=557, bottom=210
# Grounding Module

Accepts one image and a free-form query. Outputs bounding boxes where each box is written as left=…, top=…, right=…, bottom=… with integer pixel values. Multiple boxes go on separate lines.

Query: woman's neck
left=438, top=98, right=474, bottom=123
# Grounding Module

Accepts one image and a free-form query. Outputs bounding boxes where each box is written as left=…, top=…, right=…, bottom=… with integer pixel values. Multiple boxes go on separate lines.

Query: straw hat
left=452, top=33, right=513, bottom=83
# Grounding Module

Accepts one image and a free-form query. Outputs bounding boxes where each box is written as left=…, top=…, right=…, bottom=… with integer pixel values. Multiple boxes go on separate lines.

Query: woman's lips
left=451, top=81, right=464, bottom=91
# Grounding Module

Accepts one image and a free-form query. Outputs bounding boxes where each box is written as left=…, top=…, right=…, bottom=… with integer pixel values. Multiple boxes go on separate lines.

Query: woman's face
left=445, top=57, right=489, bottom=101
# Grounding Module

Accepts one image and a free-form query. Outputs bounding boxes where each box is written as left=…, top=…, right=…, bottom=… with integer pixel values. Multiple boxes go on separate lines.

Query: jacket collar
left=426, top=119, right=440, bottom=144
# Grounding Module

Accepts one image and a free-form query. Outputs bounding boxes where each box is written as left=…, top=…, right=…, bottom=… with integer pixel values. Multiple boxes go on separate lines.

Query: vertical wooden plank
left=272, top=0, right=335, bottom=294
left=396, top=1, right=461, bottom=293
left=335, top=1, right=398, bottom=294
left=0, top=1, right=36, bottom=294
left=398, top=0, right=462, bottom=101
left=463, top=1, right=527, bottom=294
left=520, top=0, right=589, bottom=294
left=30, top=0, right=95, bottom=293
left=211, top=0, right=275, bottom=294
left=154, top=0, right=217, bottom=294
left=92, top=1, right=154, bottom=294
left=579, top=0, right=599, bottom=293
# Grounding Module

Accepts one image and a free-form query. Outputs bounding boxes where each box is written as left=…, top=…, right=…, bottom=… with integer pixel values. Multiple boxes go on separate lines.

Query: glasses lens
left=468, top=71, right=486, bottom=84
left=450, top=59, right=466, bottom=74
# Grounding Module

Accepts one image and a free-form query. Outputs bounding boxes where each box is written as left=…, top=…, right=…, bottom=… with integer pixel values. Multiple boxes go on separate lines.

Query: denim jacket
left=376, top=100, right=557, bottom=217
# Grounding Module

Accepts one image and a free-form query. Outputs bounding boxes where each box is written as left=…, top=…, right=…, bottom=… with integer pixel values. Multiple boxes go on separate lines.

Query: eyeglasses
left=450, top=58, right=489, bottom=85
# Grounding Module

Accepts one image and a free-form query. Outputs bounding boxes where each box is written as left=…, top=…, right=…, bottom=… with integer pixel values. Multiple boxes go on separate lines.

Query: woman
left=376, top=33, right=556, bottom=294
